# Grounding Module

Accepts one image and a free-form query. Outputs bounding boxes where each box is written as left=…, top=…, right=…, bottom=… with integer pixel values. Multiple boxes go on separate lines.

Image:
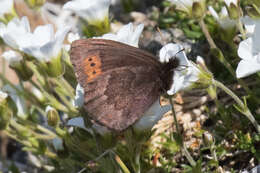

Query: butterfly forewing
left=70, top=39, right=163, bottom=131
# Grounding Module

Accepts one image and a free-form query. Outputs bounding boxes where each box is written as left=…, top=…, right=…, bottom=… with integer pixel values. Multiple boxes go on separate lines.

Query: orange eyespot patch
left=84, top=55, right=102, bottom=82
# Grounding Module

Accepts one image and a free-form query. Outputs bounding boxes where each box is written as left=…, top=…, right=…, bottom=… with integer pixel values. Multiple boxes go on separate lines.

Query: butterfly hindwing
left=70, top=39, right=162, bottom=131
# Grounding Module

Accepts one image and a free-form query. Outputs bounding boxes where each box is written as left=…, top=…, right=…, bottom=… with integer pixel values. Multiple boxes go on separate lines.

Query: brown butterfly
left=70, top=39, right=179, bottom=131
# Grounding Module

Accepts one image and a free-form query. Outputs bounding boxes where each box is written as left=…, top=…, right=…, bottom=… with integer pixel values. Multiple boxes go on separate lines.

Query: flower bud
left=45, top=53, right=64, bottom=78
left=0, top=0, right=17, bottom=23
left=0, top=91, right=11, bottom=130
left=63, top=0, right=111, bottom=37
left=46, top=106, right=60, bottom=127
left=0, top=107, right=11, bottom=130
left=227, top=3, right=240, bottom=19
left=192, top=2, right=206, bottom=19
left=81, top=17, right=110, bottom=37
left=202, top=131, right=214, bottom=146
left=2, top=50, right=33, bottom=81
left=25, top=0, right=46, bottom=9
left=246, top=6, right=260, bottom=18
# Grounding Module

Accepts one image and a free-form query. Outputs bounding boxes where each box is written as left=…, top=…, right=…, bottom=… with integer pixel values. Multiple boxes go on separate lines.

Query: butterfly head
left=159, top=57, right=180, bottom=93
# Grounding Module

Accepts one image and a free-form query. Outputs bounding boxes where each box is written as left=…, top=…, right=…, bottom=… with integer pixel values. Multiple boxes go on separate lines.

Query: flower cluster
left=0, top=0, right=260, bottom=172
left=236, top=18, right=260, bottom=78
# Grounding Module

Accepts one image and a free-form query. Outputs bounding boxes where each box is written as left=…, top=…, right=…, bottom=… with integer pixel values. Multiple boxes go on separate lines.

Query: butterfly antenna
left=175, top=48, right=185, bottom=55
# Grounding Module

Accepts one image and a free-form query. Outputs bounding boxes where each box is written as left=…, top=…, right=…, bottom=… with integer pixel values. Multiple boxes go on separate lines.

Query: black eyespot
left=90, top=63, right=95, bottom=67
left=93, top=71, right=96, bottom=74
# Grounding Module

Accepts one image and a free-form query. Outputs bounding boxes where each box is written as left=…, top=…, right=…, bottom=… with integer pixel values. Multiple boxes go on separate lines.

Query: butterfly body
left=70, top=39, right=178, bottom=131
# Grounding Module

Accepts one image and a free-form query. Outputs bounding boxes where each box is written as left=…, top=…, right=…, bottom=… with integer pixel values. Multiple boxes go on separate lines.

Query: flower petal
left=32, top=24, right=54, bottom=46
left=208, top=6, right=219, bottom=20
left=0, top=0, right=13, bottom=18
left=236, top=59, right=260, bottom=78
left=237, top=38, right=253, bottom=60
left=2, top=50, right=22, bottom=66
left=252, top=21, right=260, bottom=53
left=159, top=43, right=188, bottom=65
left=133, top=99, right=171, bottom=131
left=241, top=16, right=256, bottom=36
left=98, top=23, right=144, bottom=47
left=63, top=0, right=111, bottom=23
left=73, top=83, right=84, bottom=108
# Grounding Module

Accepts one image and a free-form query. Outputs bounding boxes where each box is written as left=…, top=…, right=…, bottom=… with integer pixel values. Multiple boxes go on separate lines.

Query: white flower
left=0, top=23, right=5, bottom=37
left=241, top=16, right=260, bottom=37
left=67, top=32, right=80, bottom=43
left=224, top=0, right=237, bottom=7
left=2, top=85, right=28, bottom=119
left=41, top=2, right=78, bottom=31
left=159, top=43, right=200, bottom=95
left=169, top=0, right=193, bottom=14
left=169, top=0, right=205, bottom=14
left=73, top=84, right=84, bottom=108
left=21, top=24, right=70, bottom=62
left=0, top=0, right=14, bottom=19
left=208, top=6, right=236, bottom=29
left=98, top=23, right=144, bottom=47
left=0, top=16, right=31, bottom=50
left=63, top=0, right=111, bottom=24
left=133, top=99, right=171, bottom=131
left=0, top=16, right=70, bottom=62
left=1, top=50, right=22, bottom=67
left=236, top=21, right=260, bottom=78
left=0, top=90, right=8, bottom=102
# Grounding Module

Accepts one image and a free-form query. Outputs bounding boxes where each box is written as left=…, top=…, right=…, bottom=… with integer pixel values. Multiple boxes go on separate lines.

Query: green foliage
left=1, top=0, right=260, bottom=172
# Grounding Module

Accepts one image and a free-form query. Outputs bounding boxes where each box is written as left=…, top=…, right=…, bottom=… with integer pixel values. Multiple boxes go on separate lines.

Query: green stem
left=6, top=129, right=57, bottom=158
left=169, top=97, right=180, bottom=134
left=1, top=55, right=6, bottom=86
left=237, top=18, right=246, bottom=40
left=54, top=87, right=78, bottom=115
left=213, top=79, right=260, bottom=133
left=198, top=19, right=217, bottom=49
left=115, top=154, right=131, bottom=173
left=4, top=130, right=32, bottom=147
left=182, top=144, right=196, bottom=167
left=134, top=146, right=141, bottom=173
left=0, top=73, right=39, bottom=105
left=198, top=18, right=258, bottom=103
left=210, top=146, right=218, bottom=162
left=58, top=77, right=75, bottom=97
left=36, top=124, right=57, bottom=138
left=10, top=119, right=56, bottom=139
left=169, top=96, right=196, bottom=167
